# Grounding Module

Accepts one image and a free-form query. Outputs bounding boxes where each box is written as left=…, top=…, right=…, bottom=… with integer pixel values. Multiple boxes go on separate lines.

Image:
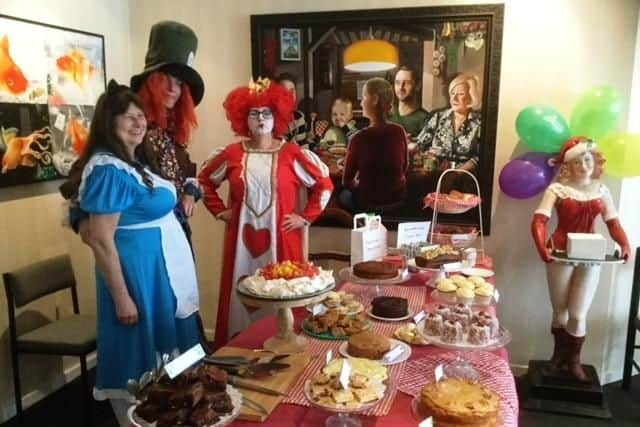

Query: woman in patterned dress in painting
left=198, top=78, right=333, bottom=348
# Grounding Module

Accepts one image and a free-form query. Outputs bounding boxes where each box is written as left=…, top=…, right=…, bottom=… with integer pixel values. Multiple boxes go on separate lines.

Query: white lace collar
left=548, top=181, right=606, bottom=201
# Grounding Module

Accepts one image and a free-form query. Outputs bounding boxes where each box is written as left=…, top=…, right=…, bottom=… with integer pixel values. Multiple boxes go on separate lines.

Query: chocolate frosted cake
left=352, top=261, right=398, bottom=279
left=415, top=253, right=460, bottom=269
left=371, top=296, right=408, bottom=318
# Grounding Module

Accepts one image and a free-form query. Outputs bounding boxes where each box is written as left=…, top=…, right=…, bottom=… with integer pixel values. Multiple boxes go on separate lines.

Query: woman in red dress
left=531, top=136, right=630, bottom=381
left=198, top=78, right=333, bottom=348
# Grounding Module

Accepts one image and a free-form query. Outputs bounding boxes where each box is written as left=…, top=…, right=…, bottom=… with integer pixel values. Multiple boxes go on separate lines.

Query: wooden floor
left=1, top=370, right=638, bottom=426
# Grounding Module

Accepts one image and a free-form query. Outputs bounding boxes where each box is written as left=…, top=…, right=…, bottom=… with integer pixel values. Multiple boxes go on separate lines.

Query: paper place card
left=397, top=221, right=431, bottom=247
left=383, top=345, right=404, bottom=362
left=419, top=417, right=434, bottom=427
left=312, top=304, right=327, bottom=316
left=54, top=113, right=66, bottom=131
left=413, top=310, right=426, bottom=324
left=339, top=358, right=351, bottom=389
left=494, top=289, right=501, bottom=303
left=164, top=344, right=206, bottom=379
left=325, top=349, right=333, bottom=366
left=442, top=262, right=462, bottom=272
left=435, top=364, right=444, bottom=382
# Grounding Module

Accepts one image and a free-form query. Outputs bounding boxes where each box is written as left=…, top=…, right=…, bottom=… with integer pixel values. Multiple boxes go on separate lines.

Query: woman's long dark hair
left=60, top=80, right=161, bottom=200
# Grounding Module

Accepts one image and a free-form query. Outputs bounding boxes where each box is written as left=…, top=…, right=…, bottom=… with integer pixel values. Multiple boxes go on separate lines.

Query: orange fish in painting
left=68, top=117, right=88, bottom=155
left=0, top=34, right=28, bottom=96
left=56, top=48, right=96, bottom=89
left=1, top=127, right=51, bottom=173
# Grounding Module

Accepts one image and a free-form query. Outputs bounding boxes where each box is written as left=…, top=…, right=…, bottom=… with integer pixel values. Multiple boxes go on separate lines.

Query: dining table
left=225, top=256, right=518, bottom=427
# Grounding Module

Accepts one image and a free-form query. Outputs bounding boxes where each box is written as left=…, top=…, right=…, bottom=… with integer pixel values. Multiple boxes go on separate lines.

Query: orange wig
left=137, top=71, right=198, bottom=147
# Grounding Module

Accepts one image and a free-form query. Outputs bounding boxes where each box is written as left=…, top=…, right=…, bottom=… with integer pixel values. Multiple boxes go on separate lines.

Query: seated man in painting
left=389, top=66, right=429, bottom=138
left=275, top=72, right=311, bottom=147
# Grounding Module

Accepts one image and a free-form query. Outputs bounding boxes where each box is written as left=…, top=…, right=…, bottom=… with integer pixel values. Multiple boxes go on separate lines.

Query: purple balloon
left=516, top=152, right=557, bottom=177
left=499, top=156, right=555, bottom=199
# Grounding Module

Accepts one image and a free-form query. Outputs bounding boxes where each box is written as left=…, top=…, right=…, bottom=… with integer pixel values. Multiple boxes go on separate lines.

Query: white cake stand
left=237, top=285, right=335, bottom=354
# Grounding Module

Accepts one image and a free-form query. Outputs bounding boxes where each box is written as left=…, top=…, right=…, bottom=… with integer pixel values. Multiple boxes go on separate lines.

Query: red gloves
left=531, top=213, right=552, bottom=263
left=606, top=218, right=631, bottom=262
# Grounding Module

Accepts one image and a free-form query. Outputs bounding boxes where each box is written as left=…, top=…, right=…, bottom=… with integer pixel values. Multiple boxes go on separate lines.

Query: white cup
left=462, top=248, right=477, bottom=268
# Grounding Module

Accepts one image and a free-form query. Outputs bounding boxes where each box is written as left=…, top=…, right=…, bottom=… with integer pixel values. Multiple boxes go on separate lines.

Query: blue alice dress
left=78, top=152, right=200, bottom=400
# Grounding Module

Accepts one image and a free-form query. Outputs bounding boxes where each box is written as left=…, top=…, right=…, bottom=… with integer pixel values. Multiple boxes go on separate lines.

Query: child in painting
left=319, top=97, right=357, bottom=150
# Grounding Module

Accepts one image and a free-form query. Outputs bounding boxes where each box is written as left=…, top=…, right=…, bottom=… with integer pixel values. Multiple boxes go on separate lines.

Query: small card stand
left=518, top=360, right=611, bottom=419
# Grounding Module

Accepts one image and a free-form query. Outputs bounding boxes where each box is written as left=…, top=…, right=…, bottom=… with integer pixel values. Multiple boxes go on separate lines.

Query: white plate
left=339, top=338, right=411, bottom=365
left=460, top=267, right=495, bottom=278
left=366, top=308, right=414, bottom=322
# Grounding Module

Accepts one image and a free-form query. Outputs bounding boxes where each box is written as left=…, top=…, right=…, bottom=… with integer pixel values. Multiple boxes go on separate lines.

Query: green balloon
left=515, top=105, right=571, bottom=153
left=570, top=85, right=622, bottom=140
left=599, top=132, right=640, bottom=177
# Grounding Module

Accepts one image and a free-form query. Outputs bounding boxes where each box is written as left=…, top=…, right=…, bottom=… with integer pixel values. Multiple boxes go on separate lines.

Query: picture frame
left=0, top=14, right=106, bottom=200
left=279, top=28, right=302, bottom=61
left=251, top=5, right=504, bottom=234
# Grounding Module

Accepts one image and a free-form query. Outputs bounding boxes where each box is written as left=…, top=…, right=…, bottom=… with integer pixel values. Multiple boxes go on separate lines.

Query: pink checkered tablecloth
left=398, top=351, right=518, bottom=426
left=282, top=284, right=426, bottom=416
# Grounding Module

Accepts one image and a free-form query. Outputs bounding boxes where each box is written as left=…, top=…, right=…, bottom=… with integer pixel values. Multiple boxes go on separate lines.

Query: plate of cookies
left=339, top=331, right=412, bottom=365
left=433, top=274, right=496, bottom=306
left=301, top=309, right=370, bottom=340
left=304, top=358, right=388, bottom=412
left=305, top=291, right=364, bottom=316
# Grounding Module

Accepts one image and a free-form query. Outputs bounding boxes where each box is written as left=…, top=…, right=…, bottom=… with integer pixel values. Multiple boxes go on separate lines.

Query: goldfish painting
left=67, top=116, right=88, bottom=155
left=1, top=126, right=51, bottom=173
left=56, top=48, right=96, bottom=89
left=0, top=34, right=28, bottom=96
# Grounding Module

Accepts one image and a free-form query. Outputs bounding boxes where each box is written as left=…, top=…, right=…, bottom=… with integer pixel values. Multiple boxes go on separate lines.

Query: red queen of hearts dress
left=199, top=140, right=333, bottom=346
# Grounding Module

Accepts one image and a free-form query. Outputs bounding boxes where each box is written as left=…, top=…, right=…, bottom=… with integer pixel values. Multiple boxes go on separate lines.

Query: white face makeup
left=568, top=151, right=595, bottom=180
left=247, top=107, right=274, bottom=136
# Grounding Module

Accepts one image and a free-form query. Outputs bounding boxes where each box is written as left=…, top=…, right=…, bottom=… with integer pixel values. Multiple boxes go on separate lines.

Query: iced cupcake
left=474, top=283, right=495, bottom=306
left=457, top=279, right=476, bottom=292
left=468, top=276, right=486, bottom=287
left=456, top=286, right=475, bottom=305
left=436, top=278, right=457, bottom=303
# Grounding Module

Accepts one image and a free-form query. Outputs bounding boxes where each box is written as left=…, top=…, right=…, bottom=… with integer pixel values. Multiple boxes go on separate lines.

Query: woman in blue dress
left=60, top=80, right=200, bottom=425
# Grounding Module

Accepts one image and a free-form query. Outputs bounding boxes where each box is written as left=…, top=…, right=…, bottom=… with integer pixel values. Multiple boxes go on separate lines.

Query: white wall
left=0, top=0, right=131, bottom=421
left=130, top=0, right=640, bottom=384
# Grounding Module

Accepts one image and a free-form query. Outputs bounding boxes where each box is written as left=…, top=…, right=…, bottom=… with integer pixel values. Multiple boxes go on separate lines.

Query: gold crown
left=248, top=76, right=271, bottom=94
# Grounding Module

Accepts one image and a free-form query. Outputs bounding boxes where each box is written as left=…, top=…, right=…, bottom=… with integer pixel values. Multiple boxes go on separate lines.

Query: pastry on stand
left=237, top=261, right=335, bottom=354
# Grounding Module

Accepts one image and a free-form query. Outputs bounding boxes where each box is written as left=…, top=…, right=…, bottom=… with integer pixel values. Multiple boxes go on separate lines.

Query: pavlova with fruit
left=240, top=260, right=335, bottom=298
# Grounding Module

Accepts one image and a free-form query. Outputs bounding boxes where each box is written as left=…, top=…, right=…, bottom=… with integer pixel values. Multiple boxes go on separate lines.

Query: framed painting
left=0, top=14, right=106, bottom=195
left=251, top=5, right=504, bottom=234
left=280, top=28, right=302, bottom=61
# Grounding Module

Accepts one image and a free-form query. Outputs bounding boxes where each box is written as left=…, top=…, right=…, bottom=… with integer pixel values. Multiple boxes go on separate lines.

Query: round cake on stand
left=237, top=261, right=336, bottom=354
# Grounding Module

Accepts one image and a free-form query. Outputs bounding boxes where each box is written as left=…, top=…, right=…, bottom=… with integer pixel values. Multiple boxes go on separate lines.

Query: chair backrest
left=630, top=247, right=640, bottom=321
left=3, top=255, right=77, bottom=309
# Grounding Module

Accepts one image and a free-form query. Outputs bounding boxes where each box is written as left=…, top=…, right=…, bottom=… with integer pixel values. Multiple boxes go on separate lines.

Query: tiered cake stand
left=237, top=284, right=335, bottom=354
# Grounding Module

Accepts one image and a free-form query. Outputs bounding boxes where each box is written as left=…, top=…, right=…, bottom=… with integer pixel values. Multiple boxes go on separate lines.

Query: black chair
left=3, top=254, right=97, bottom=425
left=622, top=247, right=640, bottom=390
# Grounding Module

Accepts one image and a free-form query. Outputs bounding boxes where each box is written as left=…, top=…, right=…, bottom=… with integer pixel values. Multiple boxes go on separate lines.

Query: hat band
left=564, top=140, right=596, bottom=163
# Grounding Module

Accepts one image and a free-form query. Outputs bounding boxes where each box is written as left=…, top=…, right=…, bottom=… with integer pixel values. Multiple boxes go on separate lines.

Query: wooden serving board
left=213, top=346, right=309, bottom=422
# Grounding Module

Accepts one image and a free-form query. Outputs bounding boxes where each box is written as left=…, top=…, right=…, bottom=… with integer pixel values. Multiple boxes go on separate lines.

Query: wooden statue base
left=518, top=360, right=612, bottom=419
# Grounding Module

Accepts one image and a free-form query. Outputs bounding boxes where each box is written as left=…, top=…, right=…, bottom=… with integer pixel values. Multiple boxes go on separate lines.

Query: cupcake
left=456, top=286, right=475, bottom=305
left=449, top=311, right=470, bottom=333
left=449, top=274, right=467, bottom=286
left=452, top=303, right=473, bottom=318
left=457, top=279, right=476, bottom=292
left=436, top=278, right=457, bottom=303
left=474, top=283, right=495, bottom=306
left=477, top=313, right=500, bottom=338
left=424, top=312, right=444, bottom=336
left=442, top=320, right=463, bottom=343
left=468, top=276, right=486, bottom=287
left=435, top=304, right=451, bottom=320
left=468, top=323, right=491, bottom=345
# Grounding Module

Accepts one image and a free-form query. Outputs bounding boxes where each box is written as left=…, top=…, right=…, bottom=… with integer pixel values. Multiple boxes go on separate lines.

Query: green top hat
left=130, top=20, right=205, bottom=105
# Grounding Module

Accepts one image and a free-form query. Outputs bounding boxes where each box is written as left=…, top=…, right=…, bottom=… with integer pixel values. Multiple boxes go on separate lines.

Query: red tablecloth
left=228, top=262, right=515, bottom=426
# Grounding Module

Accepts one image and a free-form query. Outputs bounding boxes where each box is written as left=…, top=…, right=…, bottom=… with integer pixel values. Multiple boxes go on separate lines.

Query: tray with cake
left=237, top=260, right=335, bottom=301
left=411, top=378, right=501, bottom=426
left=408, top=244, right=461, bottom=273
left=304, top=291, right=364, bottom=316
left=304, top=357, right=389, bottom=413
left=418, top=304, right=511, bottom=351
left=339, top=261, right=409, bottom=285
left=429, top=224, right=479, bottom=248
left=432, top=274, right=496, bottom=306
left=338, top=331, right=411, bottom=365
left=365, top=296, right=413, bottom=321
left=128, top=364, right=242, bottom=427
left=301, top=309, right=371, bottom=340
